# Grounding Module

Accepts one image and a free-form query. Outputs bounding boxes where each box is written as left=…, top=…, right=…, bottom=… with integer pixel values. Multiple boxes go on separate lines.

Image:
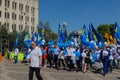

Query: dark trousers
left=109, top=60, right=113, bottom=72
left=54, top=55, right=58, bottom=69
left=29, top=67, right=43, bottom=80
left=65, top=56, right=74, bottom=71
left=14, top=56, right=18, bottom=63
left=58, top=59, right=65, bottom=69
left=76, top=59, right=81, bottom=71
left=47, top=53, right=53, bottom=67
left=7, top=54, right=10, bottom=60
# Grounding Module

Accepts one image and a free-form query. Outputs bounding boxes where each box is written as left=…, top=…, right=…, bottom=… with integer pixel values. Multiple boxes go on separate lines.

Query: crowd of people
left=6, top=41, right=120, bottom=78
left=20, top=41, right=120, bottom=77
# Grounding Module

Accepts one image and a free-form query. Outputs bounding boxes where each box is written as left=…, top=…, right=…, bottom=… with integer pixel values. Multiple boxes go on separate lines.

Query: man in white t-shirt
left=28, top=41, right=43, bottom=80
left=14, top=47, right=19, bottom=63
left=66, top=44, right=75, bottom=71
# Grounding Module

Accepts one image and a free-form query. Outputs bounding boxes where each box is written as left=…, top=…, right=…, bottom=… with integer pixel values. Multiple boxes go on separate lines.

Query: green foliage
left=97, top=24, right=115, bottom=40
left=0, top=25, right=9, bottom=36
left=18, top=30, right=26, bottom=50
left=8, top=29, right=18, bottom=51
left=38, top=21, right=58, bottom=42
left=0, top=25, right=9, bottom=54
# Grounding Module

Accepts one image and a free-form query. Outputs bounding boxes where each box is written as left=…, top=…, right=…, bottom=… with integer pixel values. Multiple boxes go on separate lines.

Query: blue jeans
left=103, top=60, right=108, bottom=76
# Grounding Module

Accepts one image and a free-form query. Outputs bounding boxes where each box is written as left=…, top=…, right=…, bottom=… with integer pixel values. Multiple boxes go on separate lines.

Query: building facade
left=0, top=0, right=38, bottom=34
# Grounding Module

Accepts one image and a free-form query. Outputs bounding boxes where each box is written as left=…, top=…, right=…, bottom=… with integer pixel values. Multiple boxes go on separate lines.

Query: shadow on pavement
left=117, top=77, right=120, bottom=79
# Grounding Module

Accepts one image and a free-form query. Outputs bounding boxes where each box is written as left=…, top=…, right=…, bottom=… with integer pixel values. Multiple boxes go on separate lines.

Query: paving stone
left=0, top=59, right=120, bottom=80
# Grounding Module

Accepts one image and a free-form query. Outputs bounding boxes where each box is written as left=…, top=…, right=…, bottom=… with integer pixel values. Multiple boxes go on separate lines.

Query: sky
left=39, top=0, right=120, bottom=34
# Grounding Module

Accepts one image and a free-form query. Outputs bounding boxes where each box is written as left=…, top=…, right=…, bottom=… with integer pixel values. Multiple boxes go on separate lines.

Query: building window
left=31, top=7, right=35, bottom=14
left=25, top=16, right=29, bottom=22
left=21, top=15, right=23, bottom=21
left=5, top=0, right=10, bottom=8
left=19, top=25, right=23, bottom=32
left=15, top=24, right=16, bottom=29
left=19, top=4, right=20, bottom=10
left=5, top=0, right=7, bottom=7
left=15, top=14, right=16, bottom=20
left=19, top=4, right=23, bottom=11
left=15, top=2, right=17, bottom=10
left=0, top=11, right=1, bottom=17
left=0, top=0, right=2, bottom=6
left=12, top=2, right=14, bottom=9
left=12, top=13, right=14, bottom=19
left=19, top=15, right=20, bottom=20
left=21, top=25, right=23, bottom=31
left=19, top=25, right=20, bottom=30
left=4, top=23, right=9, bottom=29
left=19, top=15, right=23, bottom=21
left=12, top=24, right=16, bottom=30
left=13, top=24, right=16, bottom=30
left=7, top=12, right=9, bottom=19
left=5, top=12, right=7, bottom=18
left=25, top=6, right=29, bottom=13
left=21, top=4, right=23, bottom=11
left=31, top=18, right=32, bottom=22
left=12, top=24, right=14, bottom=29
left=4, top=12, right=9, bottom=19
left=12, top=13, right=16, bottom=20
left=12, top=2, right=17, bottom=10
left=12, top=1, right=16, bottom=9
left=8, top=0, right=10, bottom=8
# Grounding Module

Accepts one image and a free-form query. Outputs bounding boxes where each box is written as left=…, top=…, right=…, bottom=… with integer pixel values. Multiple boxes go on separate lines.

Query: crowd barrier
left=4, top=52, right=24, bottom=61
left=0, top=54, right=2, bottom=61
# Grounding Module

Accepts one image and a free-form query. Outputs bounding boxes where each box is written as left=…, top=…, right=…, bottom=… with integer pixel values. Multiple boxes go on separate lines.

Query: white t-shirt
left=14, top=48, right=19, bottom=56
left=67, top=48, right=75, bottom=56
left=29, top=46, right=42, bottom=67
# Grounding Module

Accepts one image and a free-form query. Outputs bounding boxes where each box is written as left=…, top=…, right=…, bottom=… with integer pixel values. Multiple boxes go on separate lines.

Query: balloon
left=73, top=51, right=80, bottom=57
left=90, top=59, right=95, bottom=64
left=63, top=50, right=67, bottom=55
left=50, top=48, right=54, bottom=53
left=82, top=52, right=86, bottom=58
left=98, top=42, right=103, bottom=49
left=42, top=50, right=45, bottom=55
left=92, top=53, right=97, bottom=60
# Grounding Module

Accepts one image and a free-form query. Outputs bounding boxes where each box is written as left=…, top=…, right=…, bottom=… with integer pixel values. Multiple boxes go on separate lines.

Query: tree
left=18, top=30, right=26, bottom=50
left=0, top=25, right=9, bottom=54
left=8, top=28, right=18, bottom=51
left=97, top=24, right=114, bottom=41
left=38, top=21, right=58, bottom=42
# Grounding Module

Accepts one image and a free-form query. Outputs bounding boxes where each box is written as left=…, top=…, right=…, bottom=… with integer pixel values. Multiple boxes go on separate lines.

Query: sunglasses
left=31, top=44, right=34, bottom=45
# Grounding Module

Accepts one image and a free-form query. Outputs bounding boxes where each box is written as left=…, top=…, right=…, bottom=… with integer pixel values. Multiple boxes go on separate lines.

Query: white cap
left=42, top=40, right=46, bottom=43
left=117, top=44, right=120, bottom=48
left=71, top=42, right=74, bottom=45
left=104, top=42, right=108, bottom=46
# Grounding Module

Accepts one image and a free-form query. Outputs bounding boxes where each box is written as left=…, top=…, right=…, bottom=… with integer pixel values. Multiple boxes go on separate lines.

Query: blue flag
left=113, top=22, right=120, bottom=44
left=14, top=34, right=20, bottom=47
left=24, top=32, right=31, bottom=48
left=89, top=23, right=103, bottom=43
